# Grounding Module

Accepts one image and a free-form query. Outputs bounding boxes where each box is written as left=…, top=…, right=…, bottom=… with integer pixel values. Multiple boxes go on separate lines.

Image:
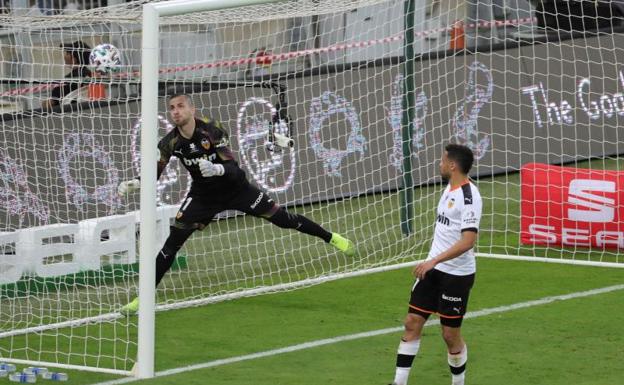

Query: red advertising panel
left=521, top=163, right=623, bottom=249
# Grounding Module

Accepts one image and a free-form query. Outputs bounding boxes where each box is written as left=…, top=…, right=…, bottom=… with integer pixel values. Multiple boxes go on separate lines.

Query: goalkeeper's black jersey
left=157, top=118, right=248, bottom=196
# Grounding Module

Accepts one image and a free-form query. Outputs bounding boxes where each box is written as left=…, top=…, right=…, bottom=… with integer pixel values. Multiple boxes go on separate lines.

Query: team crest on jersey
left=201, top=138, right=211, bottom=150
left=448, top=198, right=455, bottom=208
left=176, top=211, right=183, bottom=219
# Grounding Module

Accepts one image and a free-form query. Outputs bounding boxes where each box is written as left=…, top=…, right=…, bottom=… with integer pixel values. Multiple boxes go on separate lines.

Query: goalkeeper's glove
left=198, top=159, right=225, bottom=178
left=117, top=179, right=140, bottom=196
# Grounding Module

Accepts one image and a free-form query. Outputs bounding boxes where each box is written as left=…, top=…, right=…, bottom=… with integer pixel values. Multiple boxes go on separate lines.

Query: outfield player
left=118, top=93, right=355, bottom=315
left=389, top=144, right=482, bottom=385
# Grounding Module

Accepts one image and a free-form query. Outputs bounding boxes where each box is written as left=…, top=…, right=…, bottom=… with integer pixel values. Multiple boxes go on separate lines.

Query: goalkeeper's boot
left=330, top=233, right=355, bottom=257
left=120, top=297, right=139, bottom=316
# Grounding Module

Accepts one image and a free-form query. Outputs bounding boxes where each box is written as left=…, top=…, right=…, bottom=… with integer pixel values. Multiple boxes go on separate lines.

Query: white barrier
left=0, top=231, right=21, bottom=285
left=76, top=214, right=137, bottom=270
left=20, top=223, right=82, bottom=278
left=0, top=205, right=179, bottom=285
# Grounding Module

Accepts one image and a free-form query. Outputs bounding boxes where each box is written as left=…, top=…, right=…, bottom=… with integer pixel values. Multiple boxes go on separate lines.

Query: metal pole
left=400, top=0, right=415, bottom=236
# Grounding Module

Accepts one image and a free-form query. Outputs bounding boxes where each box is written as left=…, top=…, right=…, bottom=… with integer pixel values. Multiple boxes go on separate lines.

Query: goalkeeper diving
left=118, top=93, right=355, bottom=316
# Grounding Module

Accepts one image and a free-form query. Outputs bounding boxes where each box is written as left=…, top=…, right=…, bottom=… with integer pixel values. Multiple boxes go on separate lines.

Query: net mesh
left=0, top=0, right=623, bottom=373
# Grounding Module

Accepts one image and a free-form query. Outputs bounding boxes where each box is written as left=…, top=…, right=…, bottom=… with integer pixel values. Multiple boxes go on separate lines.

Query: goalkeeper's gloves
left=117, top=179, right=140, bottom=196
left=198, top=159, right=225, bottom=178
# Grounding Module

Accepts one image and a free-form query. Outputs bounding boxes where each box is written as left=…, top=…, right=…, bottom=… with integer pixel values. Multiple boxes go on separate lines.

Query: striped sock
left=393, top=338, right=420, bottom=385
left=448, top=344, right=468, bottom=385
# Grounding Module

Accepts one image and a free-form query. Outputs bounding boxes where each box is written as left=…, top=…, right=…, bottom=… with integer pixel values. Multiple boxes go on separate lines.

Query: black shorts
left=408, top=268, right=475, bottom=328
left=174, top=184, right=279, bottom=229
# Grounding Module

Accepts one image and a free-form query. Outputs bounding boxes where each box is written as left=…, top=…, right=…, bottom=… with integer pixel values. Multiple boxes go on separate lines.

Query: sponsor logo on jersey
left=182, top=153, right=216, bottom=166
left=183, top=157, right=203, bottom=166
left=201, top=138, right=211, bottom=150
left=442, top=294, right=462, bottom=302
left=436, top=212, right=450, bottom=226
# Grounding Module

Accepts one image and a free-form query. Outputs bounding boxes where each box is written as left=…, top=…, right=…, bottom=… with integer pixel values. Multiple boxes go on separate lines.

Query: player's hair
left=167, top=93, right=194, bottom=106
left=445, top=143, right=474, bottom=174
left=60, top=40, right=91, bottom=67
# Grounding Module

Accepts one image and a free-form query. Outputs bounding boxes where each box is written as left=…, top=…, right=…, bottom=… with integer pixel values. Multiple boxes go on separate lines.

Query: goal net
left=1, top=0, right=623, bottom=375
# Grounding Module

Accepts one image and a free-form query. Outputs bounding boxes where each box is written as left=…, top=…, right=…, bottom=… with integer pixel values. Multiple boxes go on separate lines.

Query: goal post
left=139, top=0, right=286, bottom=378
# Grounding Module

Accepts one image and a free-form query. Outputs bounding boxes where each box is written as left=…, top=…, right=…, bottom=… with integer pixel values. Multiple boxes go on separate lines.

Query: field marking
left=90, top=283, right=624, bottom=385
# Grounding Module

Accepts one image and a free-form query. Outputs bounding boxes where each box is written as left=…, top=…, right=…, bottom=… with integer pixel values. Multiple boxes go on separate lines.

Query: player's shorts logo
left=442, top=294, right=462, bottom=302
left=175, top=211, right=183, bottom=219
left=250, top=192, right=264, bottom=209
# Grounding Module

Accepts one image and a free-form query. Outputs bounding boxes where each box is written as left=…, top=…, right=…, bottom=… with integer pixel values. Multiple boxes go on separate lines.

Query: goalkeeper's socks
left=329, top=233, right=355, bottom=257
left=267, top=209, right=333, bottom=242
left=448, top=344, right=467, bottom=385
left=393, top=338, right=420, bottom=385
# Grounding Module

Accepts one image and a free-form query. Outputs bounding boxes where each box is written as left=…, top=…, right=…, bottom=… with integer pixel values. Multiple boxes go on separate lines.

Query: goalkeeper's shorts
left=174, top=184, right=279, bottom=229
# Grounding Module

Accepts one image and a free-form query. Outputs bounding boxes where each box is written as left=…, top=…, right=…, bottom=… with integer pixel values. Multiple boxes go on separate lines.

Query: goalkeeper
left=118, top=93, right=355, bottom=315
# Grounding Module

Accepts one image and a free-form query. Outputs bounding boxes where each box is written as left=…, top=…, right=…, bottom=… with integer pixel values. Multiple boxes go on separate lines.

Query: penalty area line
left=91, top=283, right=624, bottom=385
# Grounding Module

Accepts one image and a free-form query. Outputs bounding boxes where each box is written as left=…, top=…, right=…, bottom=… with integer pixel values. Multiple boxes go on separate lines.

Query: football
left=89, top=43, right=121, bottom=75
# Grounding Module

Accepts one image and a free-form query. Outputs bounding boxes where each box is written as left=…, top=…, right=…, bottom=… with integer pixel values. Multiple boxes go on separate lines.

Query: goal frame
left=138, top=0, right=285, bottom=378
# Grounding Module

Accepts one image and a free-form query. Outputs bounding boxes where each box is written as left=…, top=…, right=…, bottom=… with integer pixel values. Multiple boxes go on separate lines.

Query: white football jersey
left=427, top=181, right=482, bottom=276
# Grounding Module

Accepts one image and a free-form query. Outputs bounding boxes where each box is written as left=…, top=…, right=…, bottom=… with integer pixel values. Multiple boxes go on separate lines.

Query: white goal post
left=138, top=0, right=286, bottom=377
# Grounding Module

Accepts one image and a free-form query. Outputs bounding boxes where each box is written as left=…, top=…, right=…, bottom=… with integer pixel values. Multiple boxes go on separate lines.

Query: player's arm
left=198, top=120, right=241, bottom=178
left=213, top=120, right=240, bottom=175
left=156, top=147, right=171, bottom=180
left=214, top=142, right=239, bottom=176
left=430, top=231, right=478, bottom=264
left=118, top=141, right=171, bottom=196
left=414, top=231, right=478, bottom=279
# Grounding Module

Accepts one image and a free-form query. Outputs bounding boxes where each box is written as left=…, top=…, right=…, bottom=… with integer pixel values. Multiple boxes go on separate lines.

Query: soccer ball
left=89, top=43, right=121, bottom=75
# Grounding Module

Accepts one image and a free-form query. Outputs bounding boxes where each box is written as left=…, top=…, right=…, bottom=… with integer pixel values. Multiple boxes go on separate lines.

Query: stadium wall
left=1, top=33, right=624, bottom=230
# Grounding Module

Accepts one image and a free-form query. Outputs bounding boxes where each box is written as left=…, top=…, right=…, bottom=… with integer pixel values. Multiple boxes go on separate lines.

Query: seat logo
left=567, top=179, right=616, bottom=222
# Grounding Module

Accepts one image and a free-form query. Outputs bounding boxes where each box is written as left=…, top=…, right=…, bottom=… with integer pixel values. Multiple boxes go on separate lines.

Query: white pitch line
left=91, top=283, right=624, bottom=385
